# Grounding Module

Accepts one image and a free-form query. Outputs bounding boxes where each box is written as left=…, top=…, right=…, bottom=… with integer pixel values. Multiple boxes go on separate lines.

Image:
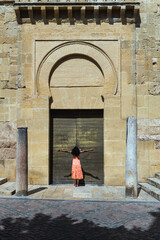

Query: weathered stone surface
left=155, top=141, right=160, bottom=150
left=138, top=119, right=160, bottom=141
left=0, top=122, right=16, bottom=141
left=0, top=123, right=17, bottom=161
left=0, top=148, right=16, bottom=160
left=148, top=84, right=160, bottom=96
left=0, top=141, right=16, bottom=149
left=0, top=0, right=160, bottom=185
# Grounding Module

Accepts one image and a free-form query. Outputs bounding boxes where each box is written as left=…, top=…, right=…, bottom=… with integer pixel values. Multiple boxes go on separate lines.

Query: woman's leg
left=74, top=179, right=77, bottom=186
left=77, top=179, right=79, bottom=187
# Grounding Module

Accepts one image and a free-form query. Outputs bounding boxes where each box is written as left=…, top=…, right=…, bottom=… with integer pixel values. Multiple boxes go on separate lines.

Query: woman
left=58, top=146, right=93, bottom=187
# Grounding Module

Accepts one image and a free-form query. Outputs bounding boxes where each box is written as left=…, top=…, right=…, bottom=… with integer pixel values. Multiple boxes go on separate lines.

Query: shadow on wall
left=0, top=210, right=160, bottom=240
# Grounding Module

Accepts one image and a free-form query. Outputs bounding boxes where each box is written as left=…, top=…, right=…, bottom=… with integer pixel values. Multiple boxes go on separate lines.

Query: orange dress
left=72, top=157, right=83, bottom=180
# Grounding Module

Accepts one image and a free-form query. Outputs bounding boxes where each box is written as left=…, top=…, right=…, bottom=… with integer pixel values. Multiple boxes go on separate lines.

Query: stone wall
left=0, top=122, right=16, bottom=180
left=135, top=0, right=160, bottom=182
left=0, top=0, right=160, bottom=185
left=0, top=2, right=19, bottom=180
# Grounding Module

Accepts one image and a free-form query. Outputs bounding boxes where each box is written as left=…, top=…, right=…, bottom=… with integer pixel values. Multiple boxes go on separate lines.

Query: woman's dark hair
left=71, top=146, right=80, bottom=157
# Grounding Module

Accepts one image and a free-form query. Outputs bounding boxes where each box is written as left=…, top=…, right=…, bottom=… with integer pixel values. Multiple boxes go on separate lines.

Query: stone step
left=0, top=178, right=7, bottom=185
left=147, top=177, right=160, bottom=189
left=0, top=182, right=16, bottom=196
left=155, top=172, right=160, bottom=179
left=139, top=183, right=160, bottom=201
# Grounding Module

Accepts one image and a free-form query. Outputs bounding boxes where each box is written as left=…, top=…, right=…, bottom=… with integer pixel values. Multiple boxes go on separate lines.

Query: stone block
left=21, top=108, right=33, bottom=120
left=104, top=166, right=125, bottom=186
left=155, top=141, right=160, bottom=150
left=137, top=84, right=148, bottom=96
left=137, top=150, right=149, bottom=162
left=6, top=22, right=18, bottom=37
left=4, top=159, right=16, bottom=181
left=0, top=122, right=16, bottom=140
left=31, top=142, right=48, bottom=155
left=137, top=140, right=155, bottom=151
left=28, top=119, right=49, bottom=130
left=104, top=107, right=120, bottom=119
left=10, top=108, right=16, bottom=121
left=32, top=96, right=49, bottom=108
left=17, top=119, right=26, bottom=127
left=104, top=96, right=120, bottom=107
left=31, top=155, right=48, bottom=166
left=0, top=72, right=9, bottom=81
left=148, top=108, right=160, bottom=118
left=104, top=152, right=125, bottom=167
left=0, top=148, right=16, bottom=160
left=104, top=177, right=125, bottom=186
left=149, top=96, right=160, bottom=107
left=149, top=150, right=160, bottom=162
left=137, top=107, right=149, bottom=118
left=30, top=130, right=48, bottom=143
left=5, top=12, right=16, bottom=22
left=29, top=176, right=48, bottom=185
left=104, top=140, right=126, bottom=152
left=104, top=130, right=125, bottom=140
left=28, top=167, right=48, bottom=185
left=137, top=165, right=150, bottom=182
left=104, top=119, right=125, bottom=130
left=0, top=65, right=9, bottom=73
left=137, top=95, right=144, bottom=107
left=33, top=108, right=49, bottom=119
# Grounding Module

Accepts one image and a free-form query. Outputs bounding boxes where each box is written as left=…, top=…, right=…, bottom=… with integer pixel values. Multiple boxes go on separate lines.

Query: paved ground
left=1, top=184, right=158, bottom=202
left=0, top=198, right=160, bottom=240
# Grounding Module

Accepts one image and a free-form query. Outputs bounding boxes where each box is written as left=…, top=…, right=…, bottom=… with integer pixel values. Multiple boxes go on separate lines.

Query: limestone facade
left=0, top=0, right=160, bottom=185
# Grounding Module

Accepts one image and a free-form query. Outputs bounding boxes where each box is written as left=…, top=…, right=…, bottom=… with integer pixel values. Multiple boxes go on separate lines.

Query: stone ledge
left=14, top=3, right=140, bottom=25
left=14, top=0, right=140, bottom=4
left=0, top=0, right=15, bottom=4
left=0, top=182, right=16, bottom=196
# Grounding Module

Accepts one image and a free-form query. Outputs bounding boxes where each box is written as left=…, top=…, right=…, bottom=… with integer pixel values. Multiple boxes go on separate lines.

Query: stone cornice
left=0, top=0, right=141, bottom=5
left=13, top=1, right=140, bottom=25
left=14, top=1, right=140, bottom=6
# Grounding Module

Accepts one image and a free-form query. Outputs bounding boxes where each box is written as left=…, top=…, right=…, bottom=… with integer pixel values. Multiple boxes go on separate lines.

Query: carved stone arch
left=49, top=53, right=105, bottom=88
left=36, top=41, right=118, bottom=96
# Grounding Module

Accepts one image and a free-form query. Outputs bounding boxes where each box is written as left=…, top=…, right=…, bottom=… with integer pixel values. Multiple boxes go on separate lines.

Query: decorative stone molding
left=13, top=1, right=140, bottom=24
left=14, top=0, right=139, bottom=3
left=36, top=41, right=118, bottom=96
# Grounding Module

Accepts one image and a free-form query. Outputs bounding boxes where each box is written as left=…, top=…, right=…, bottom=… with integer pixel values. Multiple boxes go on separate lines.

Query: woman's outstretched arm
left=57, top=149, right=71, bottom=153
left=80, top=148, right=94, bottom=153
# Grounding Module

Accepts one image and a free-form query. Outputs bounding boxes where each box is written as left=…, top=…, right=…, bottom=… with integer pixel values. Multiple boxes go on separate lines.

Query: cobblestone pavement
left=0, top=198, right=160, bottom=240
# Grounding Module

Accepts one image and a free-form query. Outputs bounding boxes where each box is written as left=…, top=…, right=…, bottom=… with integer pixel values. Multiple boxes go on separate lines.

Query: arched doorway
left=35, top=40, right=118, bottom=185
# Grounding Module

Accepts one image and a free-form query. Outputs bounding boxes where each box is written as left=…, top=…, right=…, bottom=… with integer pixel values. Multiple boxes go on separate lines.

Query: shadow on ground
left=0, top=210, right=160, bottom=240
left=27, top=187, right=48, bottom=196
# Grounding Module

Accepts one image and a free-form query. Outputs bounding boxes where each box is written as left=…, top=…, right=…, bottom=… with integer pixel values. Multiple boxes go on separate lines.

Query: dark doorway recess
left=50, top=109, right=104, bottom=185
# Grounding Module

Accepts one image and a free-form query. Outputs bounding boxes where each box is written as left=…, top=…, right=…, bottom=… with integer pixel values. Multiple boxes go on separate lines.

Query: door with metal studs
left=50, top=110, right=104, bottom=185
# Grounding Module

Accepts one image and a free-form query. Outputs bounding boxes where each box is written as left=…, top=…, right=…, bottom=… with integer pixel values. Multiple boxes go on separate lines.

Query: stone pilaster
left=104, top=94, right=126, bottom=186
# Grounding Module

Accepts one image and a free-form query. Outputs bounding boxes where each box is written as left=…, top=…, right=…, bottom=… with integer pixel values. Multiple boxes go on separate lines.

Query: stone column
left=16, top=127, right=28, bottom=196
left=125, top=116, right=137, bottom=198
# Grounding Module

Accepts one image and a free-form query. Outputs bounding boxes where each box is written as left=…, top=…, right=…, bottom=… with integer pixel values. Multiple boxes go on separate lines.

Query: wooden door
left=50, top=110, right=103, bottom=185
